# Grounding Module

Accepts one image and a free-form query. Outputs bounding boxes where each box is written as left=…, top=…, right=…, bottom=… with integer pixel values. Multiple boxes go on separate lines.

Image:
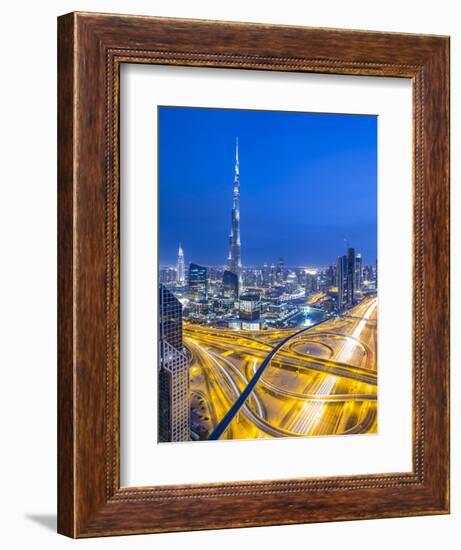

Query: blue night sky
left=158, top=106, right=377, bottom=268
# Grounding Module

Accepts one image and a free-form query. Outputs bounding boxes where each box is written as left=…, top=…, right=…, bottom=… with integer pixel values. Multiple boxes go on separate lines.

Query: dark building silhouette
left=158, top=285, right=190, bottom=442
left=305, top=273, right=318, bottom=294
left=337, top=255, right=347, bottom=310
left=222, top=269, right=239, bottom=299
left=337, top=247, right=362, bottom=309
left=326, top=265, right=336, bottom=287
left=346, top=247, right=356, bottom=306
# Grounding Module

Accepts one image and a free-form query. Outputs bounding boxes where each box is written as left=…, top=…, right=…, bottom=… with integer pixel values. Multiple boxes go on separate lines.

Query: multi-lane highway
left=186, top=295, right=378, bottom=440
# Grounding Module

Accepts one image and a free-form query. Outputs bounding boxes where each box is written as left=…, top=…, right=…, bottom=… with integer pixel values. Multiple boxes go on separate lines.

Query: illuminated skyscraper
left=188, top=263, right=208, bottom=302
left=176, top=243, right=185, bottom=284
left=346, top=247, right=356, bottom=305
left=262, top=263, right=270, bottom=287
left=158, top=285, right=190, bottom=442
left=276, top=258, right=285, bottom=284
left=227, top=138, right=242, bottom=289
left=354, top=253, right=362, bottom=292
left=269, top=264, right=276, bottom=287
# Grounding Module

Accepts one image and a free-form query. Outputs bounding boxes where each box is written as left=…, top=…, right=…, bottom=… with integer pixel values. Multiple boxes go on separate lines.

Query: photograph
left=0, top=1, right=453, bottom=544
left=157, top=106, right=378, bottom=443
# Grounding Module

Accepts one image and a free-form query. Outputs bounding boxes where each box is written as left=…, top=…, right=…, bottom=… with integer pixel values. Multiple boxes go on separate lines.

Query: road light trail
left=208, top=321, right=323, bottom=440
left=336, top=299, right=378, bottom=363
left=287, top=297, right=377, bottom=435
left=188, top=331, right=377, bottom=384
left=290, top=375, right=337, bottom=434
left=189, top=340, right=270, bottom=437
left=206, top=349, right=265, bottom=418
left=252, top=358, right=376, bottom=401
left=187, top=295, right=378, bottom=440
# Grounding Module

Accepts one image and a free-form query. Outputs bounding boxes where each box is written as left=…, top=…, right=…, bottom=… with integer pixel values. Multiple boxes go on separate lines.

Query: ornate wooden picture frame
left=57, top=12, right=450, bottom=538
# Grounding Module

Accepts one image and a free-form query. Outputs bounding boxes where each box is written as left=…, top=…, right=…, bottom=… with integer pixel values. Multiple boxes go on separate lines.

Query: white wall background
left=0, top=1, right=457, bottom=548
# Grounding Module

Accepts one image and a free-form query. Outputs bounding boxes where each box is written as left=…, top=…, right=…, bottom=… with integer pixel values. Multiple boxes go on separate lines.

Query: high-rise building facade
left=239, top=293, right=261, bottom=321
left=326, top=265, right=336, bottom=287
left=354, top=253, right=362, bottom=292
left=305, top=273, right=318, bottom=294
left=346, top=247, right=356, bottom=306
left=337, top=247, right=362, bottom=309
left=262, top=263, right=270, bottom=287
left=337, top=255, right=347, bottom=310
left=176, top=243, right=185, bottom=284
left=222, top=270, right=239, bottom=299
left=269, top=264, right=276, bottom=287
left=158, top=285, right=190, bottom=442
left=188, top=263, right=208, bottom=302
left=227, top=139, right=242, bottom=289
left=276, top=258, right=285, bottom=284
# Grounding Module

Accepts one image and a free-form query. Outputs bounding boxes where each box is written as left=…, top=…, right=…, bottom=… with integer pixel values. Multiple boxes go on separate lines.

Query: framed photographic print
left=58, top=12, right=450, bottom=537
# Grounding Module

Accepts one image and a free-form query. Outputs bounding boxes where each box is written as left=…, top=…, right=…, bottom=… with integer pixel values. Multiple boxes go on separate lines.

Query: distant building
left=337, top=255, right=347, bottom=310
left=239, top=293, right=261, bottom=321
left=286, top=271, right=298, bottom=292
left=190, top=300, right=209, bottom=316
left=346, top=247, right=356, bottom=306
left=276, top=258, right=285, bottom=284
left=262, top=263, right=270, bottom=287
left=269, top=264, right=276, bottom=287
left=326, top=265, right=336, bottom=287
left=337, top=248, right=358, bottom=309
left=354, top=253, right=362, bottom=292
left=363, top=265, right=373, bottom=282
left=188, top=263, right=208, bottom=302
left=305, top=273, right=318, bottom=294
left=176, top=243, right=185, bottom=284
left=159, top=266, right=177, bottom=284
left=208, top=266, right=223, bottom=282
left=158, top=285, right=190, bottom=443
left=222, top=270, right=239, bottom=299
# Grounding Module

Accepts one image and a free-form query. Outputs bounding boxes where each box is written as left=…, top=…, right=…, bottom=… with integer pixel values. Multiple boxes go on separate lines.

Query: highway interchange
left=186, top=296, right=378, bottom=441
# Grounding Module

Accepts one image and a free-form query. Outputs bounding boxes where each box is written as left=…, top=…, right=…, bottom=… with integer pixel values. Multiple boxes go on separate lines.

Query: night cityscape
left=158, top=107, right=378, bottom=443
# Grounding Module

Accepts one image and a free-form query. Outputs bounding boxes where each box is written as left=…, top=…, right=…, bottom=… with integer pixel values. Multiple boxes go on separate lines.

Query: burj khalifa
left=226, top=138, right=242, bottom=287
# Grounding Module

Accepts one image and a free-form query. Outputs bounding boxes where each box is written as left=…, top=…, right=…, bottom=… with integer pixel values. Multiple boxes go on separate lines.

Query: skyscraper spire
left=227, top=138, right=242, bottom=289
left=177, top=242, right=185, bottom=284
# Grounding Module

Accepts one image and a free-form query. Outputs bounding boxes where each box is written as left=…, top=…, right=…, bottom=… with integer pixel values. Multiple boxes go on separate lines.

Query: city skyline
left=159, top=106, right=377, bottom=267
left=158, top=105, right=378, bottom=444
left=159, top=244, right=374, bottom=270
